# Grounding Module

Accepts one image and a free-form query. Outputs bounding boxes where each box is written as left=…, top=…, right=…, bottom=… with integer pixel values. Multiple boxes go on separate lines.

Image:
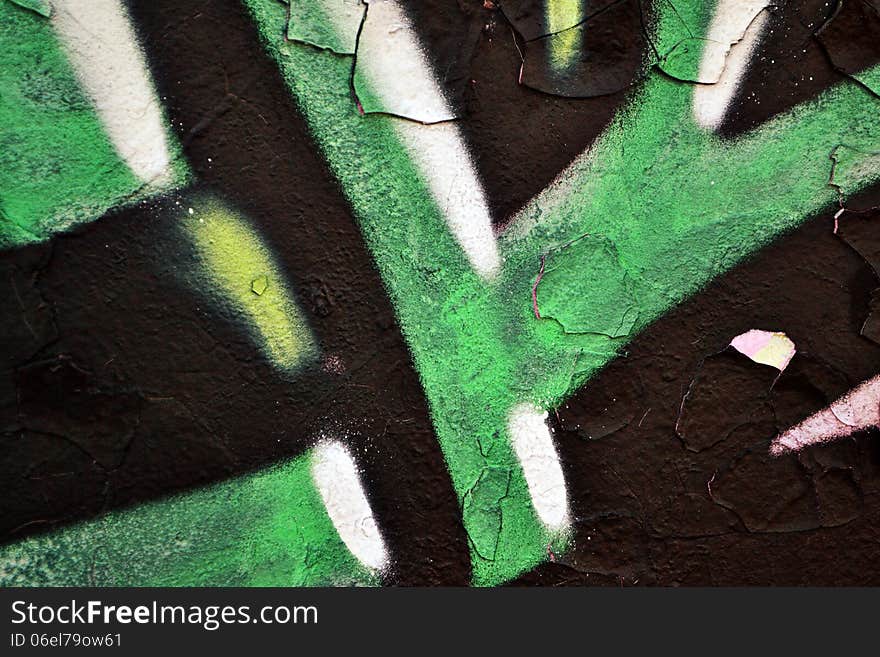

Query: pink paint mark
left=834, top=207, right=845, bottom=233
left=729, top=329, right=796, bottom=372
left=532, top=254, right=546, bottom=319
left=770, top=375, right=880, bottom=455
left=322, top=354, right=345, bottom=375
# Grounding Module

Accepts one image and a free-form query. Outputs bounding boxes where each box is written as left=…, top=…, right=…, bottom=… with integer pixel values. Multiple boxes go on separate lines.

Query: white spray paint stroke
left=394, top=120, right=501, bottom=278
left=51, top=0, right=173, bottom=186
left=319, top=0, right=500, bottom=279
left=312, top=441, right=388, bottom=571
left=508, top=404, right=569, bottom=531
left=770, top=375, right=880, bottom=455
left=693, top=0, right=772, bottom=130
left=355, top=0, right=454, bottom=123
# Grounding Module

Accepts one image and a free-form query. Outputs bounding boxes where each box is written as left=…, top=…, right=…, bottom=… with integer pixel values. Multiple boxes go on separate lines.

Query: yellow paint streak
left=547, top=0, right=582, bottom=71
left=185, top=200, right=315, bottom=373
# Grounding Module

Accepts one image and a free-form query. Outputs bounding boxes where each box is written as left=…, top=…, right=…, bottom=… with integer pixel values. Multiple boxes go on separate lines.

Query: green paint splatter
left=182, top=196, right=317, bottom=375
left=0, top=450, right=376, bottom=586
left=0, top=1, right=187, bottom=250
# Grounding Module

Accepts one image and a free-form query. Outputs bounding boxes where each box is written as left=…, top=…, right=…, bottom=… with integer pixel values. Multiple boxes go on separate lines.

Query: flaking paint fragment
left=251, top=274, right=269, bottom=296
left=829, top=144, right=880, bottom=209
left=661, top=1, right=773, bottom=83
left=352, top=0, right=456, bottom=122
left=534, top=234, right=639, bottom=338
left=817, top=0, right=880, bottom=97
left=729, top=329, right=796, bottom=372
left=287, top=0, right=365, bottom=55
left=6, top=0, right=51, bottom=17
left=461, top=467, right=511, bottom=561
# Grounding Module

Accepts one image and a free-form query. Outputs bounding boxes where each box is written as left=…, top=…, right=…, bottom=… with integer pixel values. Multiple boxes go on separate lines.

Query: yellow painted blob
left=183, top=198, right=315, bottom=374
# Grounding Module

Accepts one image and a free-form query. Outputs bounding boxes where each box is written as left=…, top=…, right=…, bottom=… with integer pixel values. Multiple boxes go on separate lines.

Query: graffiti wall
left=1, top=0, right=879, bottom=586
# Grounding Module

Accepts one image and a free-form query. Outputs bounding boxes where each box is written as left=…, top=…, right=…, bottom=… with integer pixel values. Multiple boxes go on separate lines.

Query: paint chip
left=287, top=0, right=365, bottom=55
left=251, top=275, right=268, bottom=296
left=7, top=0, right=52, bottom=18
left=691, top=0, right=773, bottom=129
left=816, top=0, right=880, bottom=97
left=729, top=329, right=796, bottom=372
left=534, top=234, right=638, bottom=338
left=352, top=0, right=456, bottom=122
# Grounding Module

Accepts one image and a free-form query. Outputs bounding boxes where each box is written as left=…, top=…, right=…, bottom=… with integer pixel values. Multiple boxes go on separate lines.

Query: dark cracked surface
left=2, top=0, right=880, bottom=585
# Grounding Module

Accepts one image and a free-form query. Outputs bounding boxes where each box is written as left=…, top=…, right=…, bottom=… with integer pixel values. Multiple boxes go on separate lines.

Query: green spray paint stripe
left=0, top=0, right=189, bottom=250
left=243, top=0, right=562, bottom=586
left=0, top=448, right=377, bottom=586
left=499, top=47, right=880, bottom=406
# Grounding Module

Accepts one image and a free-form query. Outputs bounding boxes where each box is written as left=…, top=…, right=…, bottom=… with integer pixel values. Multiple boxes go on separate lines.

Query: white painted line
left=355, top=0, right=453, bottom=123
left=395, top=119, right=501, bottom=279
left=321, top=0, right=500, bottom=279
left=693, top=0, right=771, bottom=130
left=312, top=440, right=388, bottom=571
left=508, top=403, right=570, bottom=531
left=51, top=0, right=173, bottom=186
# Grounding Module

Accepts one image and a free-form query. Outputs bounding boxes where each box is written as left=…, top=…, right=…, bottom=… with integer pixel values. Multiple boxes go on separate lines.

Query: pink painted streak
left=770, top=375, right=880, bottom=455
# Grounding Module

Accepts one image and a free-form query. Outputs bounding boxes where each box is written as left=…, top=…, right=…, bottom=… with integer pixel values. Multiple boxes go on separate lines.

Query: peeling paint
left=730, top=329, right=796, bottom=371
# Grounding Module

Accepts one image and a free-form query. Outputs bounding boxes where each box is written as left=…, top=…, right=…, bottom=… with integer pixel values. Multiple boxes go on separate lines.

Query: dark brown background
left=1, top=0, right=879, bottom=584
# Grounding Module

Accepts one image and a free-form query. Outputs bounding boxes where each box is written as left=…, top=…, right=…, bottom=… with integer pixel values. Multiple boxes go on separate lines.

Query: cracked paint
left=730, top=329, right=796, bottom=371
left=817, top=0, right=880, bottom=97
left=533, top=234, right=639, bottom=338
left=287, top=0, right=365, bottom=54
left=2, top=0, right=880, bottom=588
left=242, top=0, right=880, bottom=584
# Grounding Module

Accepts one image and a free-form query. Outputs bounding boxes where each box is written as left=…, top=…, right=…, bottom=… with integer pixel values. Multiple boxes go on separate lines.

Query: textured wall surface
left=1, top=0, right=879, bottom=586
